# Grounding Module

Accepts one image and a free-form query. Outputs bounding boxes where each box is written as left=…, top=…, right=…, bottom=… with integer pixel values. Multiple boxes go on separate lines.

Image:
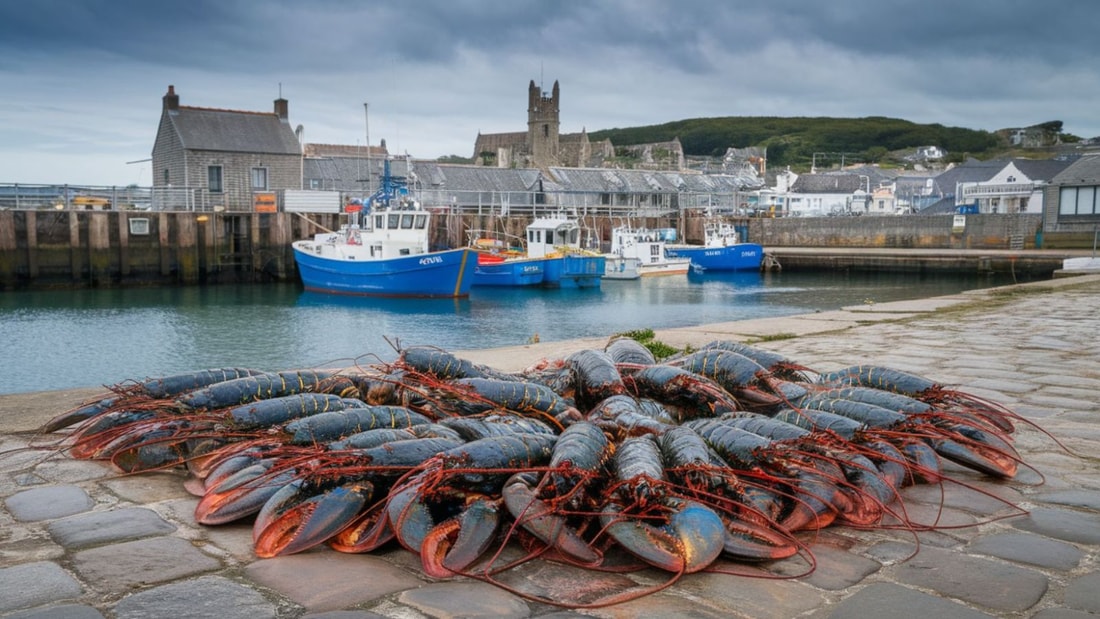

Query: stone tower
left=527, top=79, right=560, bottom=168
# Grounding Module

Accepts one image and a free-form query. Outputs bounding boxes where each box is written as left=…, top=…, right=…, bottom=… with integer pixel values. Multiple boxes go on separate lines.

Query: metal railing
left=0, top=183, right=152, bottom=210
left=2, top=183, right=753, bottom=218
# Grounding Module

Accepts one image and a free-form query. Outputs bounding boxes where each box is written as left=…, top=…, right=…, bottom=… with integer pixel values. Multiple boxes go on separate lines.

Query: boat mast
left=364, top=102, right=372, bottom=201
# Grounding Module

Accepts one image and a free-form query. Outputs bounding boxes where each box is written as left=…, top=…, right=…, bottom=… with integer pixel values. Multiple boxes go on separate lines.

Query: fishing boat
left=292, top=161, right=476, bottom=298
left=665, top=221, right=765, bottom=272
left=470, top=216, right=605, bottom=288
left=602, top=254, right=642, bottom=280
left=604, top=225, right=691, bottom=277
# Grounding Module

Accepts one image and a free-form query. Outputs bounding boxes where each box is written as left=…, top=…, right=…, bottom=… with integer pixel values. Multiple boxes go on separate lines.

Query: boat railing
left=466, top=228, right=526, bottom=254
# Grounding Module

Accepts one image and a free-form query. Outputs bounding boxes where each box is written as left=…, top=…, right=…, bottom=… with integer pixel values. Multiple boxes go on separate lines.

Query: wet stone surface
left=4, top=604, right=106, bottom=619
left=966, top=531, right=1084, bottom=571
left=71, top=536, right=222, bottom=592
left=0, top=561, right=84, bottom=614
left=47, top=506, right=177, bottom=549
left=1012, top=507, right=1100, bottom=545
left=111, top=575, right=281, bottom=619
left=5, top=485, right=93, bottom=522
left=1062, top=571, right=1100, bottom=614
left=399, top=581, right=531, bottom=619
left=245, top=553, right=423, bottom=612
left=817, top=582, right=993, bottom=619
left=886, top=544, right=1049, bottom=613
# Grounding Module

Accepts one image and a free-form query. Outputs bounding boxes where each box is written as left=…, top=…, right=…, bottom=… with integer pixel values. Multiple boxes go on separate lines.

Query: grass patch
left=611, top=328, right=686, bottom=360
left=748, top=332, right=797, bottom=343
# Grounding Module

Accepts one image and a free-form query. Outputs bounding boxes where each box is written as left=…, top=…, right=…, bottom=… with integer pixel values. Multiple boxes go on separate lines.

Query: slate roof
left=790, top=174, right=864, bottom=193
left=1011, top=158, right=1074, bottom=182
left=921, top=196, right=960, bottom=215
left=1051, top=155, right=1100, bottom=184
left=547, top=167, right=761, bottom=193
left=929, top=159, right=1006, bottom=197
left=169, top=106, right=301, bottom=155
left=412, top=163, right=543, bottom=192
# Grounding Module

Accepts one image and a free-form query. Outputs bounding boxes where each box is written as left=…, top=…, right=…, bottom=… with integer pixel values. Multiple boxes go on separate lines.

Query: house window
left=208, top=166, right=223, bottom=193
left=251, top=167, right=268, bottom=191
left=163, top=169, right=169, bottom=185
left=1060, top=186, right=1098, bottom=216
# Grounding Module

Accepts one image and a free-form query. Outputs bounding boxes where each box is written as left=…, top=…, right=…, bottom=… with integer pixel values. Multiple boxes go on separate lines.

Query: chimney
left=274, top=97, right=288, bottom=121
left=163, top=85, right=179, bottom=111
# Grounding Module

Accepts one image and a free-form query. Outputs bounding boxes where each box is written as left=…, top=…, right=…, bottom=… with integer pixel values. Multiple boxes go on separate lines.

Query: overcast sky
left=2, top=0, right=1098, bottom=187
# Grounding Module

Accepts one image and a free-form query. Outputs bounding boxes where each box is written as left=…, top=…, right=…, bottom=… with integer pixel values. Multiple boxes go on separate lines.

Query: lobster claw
left=194, top=464, right=295, bottom=525
left=776, top=473, right=841, bottom=532
left=601, top=497, right=725, bottom=573
left=719, top=513, right=800, bottom=561
left=329, top=503, right=395, bottom=554
left=252, top=478, right=374, bottom=558
left=420, top=495, right=501, bottom=577
left=387, top=477, right=502, bottom=578
left=928, top=437, right=1018, bottom=478
left=502, top=472, right=602, bottom=566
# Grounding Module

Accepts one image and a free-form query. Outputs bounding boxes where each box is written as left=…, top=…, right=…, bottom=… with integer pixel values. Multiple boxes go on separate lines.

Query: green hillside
left=588, top=116, right=1005, bottom=168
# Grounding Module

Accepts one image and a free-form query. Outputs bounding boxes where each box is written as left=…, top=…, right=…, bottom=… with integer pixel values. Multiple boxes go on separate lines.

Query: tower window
left=543, top=124, right=549, bottom=137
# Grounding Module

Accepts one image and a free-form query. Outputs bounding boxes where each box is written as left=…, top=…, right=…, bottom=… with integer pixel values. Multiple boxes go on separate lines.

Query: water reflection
left=296, top=291, right=472, bottom=314
left=0, top=272, right=1013, bottom=394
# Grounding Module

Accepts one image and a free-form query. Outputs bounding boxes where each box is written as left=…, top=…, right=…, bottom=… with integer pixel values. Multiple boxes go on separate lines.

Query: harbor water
left=0, top=271, right=1018, bottom=395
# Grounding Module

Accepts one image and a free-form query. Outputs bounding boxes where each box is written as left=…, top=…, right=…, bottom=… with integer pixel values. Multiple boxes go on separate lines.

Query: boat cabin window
left=415, top=214, right=427, bottom=229
left=387, top=214, right=399, bottom=229
left=529, top=230, right=542, bottom=244
left=374, top=214, right=384, bottom=229
left=399, top=248, right=410, bottom=255
left=401, top=214, right=414, bottom=229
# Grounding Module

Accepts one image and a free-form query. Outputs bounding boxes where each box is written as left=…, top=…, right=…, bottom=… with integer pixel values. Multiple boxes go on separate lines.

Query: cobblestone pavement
left=2, top=276, right=1098, bottom=618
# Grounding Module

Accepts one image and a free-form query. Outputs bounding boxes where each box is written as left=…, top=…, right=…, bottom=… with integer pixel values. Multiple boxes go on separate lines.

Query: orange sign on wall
left=254, top=192, right=277, bottom=212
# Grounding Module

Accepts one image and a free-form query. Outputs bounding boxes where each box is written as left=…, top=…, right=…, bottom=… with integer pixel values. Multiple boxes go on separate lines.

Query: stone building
left=473, top=79, right=655, bottom=171
left=151, top=85, right=302, bottom=211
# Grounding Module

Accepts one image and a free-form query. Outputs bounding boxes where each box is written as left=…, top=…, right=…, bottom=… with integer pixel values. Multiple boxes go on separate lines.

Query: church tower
left=527, top=79, right=560, bottom=168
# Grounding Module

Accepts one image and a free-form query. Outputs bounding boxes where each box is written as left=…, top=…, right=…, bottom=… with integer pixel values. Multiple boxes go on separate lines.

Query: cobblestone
left=48, top=506, right=177, bottom=549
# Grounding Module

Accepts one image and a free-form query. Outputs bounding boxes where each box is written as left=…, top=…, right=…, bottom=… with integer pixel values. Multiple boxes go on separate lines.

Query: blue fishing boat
left=292, top=161, right=476, bottom=298
left=470, top=216, right=604, bottom=288
left=665, top=221, right=764, bottom=272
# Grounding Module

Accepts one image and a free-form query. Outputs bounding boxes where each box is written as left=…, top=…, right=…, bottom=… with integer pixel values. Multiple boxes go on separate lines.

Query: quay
left=2, top=208, right=1097, bottom=289
left=1, top=275, right=1099, bottom=617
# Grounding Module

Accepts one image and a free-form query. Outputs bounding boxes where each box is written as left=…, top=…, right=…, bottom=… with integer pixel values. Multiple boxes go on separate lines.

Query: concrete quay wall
left=0, top=209, right=1089, bottom=290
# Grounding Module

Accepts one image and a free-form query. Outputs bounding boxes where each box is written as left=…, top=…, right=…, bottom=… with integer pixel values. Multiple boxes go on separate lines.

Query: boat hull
left=473, top=254, right=605, bottom=288
left=544, top=255, right=606, bottom=288
left=603, top=256, right=641, bottom=280
left=666, top=243, right=765, bottom=272
left=293, top=245, right=476, bottom=298
left=472, top=255, right=547, bottom=287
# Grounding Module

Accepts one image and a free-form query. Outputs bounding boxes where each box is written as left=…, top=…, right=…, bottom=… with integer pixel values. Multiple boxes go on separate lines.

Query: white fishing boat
left=604, top=225, right=691, bottom=278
